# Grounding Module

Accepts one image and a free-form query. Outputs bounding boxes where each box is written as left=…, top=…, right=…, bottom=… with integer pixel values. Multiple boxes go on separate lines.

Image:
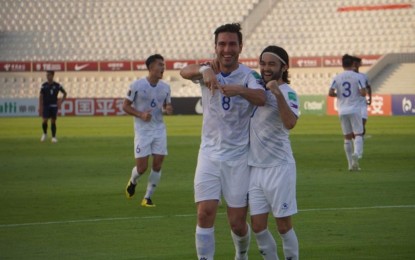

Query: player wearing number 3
left=180, top=23, right=265, bottom=260
left=329, top=54, right=367, bottom=171
left=123, top=54, right=173, bottom=207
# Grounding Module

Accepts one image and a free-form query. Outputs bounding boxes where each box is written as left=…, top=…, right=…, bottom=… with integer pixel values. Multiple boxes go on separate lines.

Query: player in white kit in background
left=249, top=45, right=300, bottom=260
left=352, top=55, right=372, bottom=137
left=329, top=54, right=367, bottom=171
left=180, top=23, right=266, bottom=260
left=123, top=54, right=173, bottom=207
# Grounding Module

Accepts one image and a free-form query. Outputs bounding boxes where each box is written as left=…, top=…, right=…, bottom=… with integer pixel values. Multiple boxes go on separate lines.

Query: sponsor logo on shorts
left=281, top=203, right=289, bottom=211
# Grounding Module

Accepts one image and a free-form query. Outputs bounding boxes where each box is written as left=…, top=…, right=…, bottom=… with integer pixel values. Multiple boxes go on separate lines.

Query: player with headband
left=248, top=45, right=300, bottom=259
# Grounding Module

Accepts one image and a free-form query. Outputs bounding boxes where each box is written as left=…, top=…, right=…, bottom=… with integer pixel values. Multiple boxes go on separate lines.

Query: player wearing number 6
left=180, top=23, right=265, bottom=260
left=123, top=54, right=173, bottom=207
left=329, top=54, right=367, bottom=171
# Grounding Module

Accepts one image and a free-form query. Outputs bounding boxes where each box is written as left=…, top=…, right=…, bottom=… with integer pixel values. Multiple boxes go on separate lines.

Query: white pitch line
left=1, top=205, right=414, bottom=228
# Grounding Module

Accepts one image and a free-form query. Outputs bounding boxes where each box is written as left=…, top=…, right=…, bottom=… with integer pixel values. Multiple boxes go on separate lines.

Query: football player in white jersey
left=329, top=54, right=367, bottom=171
left=352, top=56, right=372, bottom=137
left=180, top=23, right=266, bottom=260
left=123, top=54, right=173, bottom=207
left=249, top=45, right=299, bottom=260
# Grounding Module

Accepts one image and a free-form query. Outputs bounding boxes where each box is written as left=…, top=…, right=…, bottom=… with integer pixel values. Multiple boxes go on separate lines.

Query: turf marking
left=1, top=204, right=414, bottom=228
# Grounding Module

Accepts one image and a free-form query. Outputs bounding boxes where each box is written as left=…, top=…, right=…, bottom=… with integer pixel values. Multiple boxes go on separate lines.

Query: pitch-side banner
left=165, top=60, right=197, bottom=70
left=59, top=98, right=126, bottom=116
left=66, top=62, right=99, bottom=71
left=392, top=95, right=415, bottom=115
left=0, top=99, right=38, bottom=117
left=326, top=94, right=392, bottom=116
left=300, top=96, right=326, bottom=115
left=100, top=61, right=131, bottom=71
left=0, top=62, right=31, bottom=72
left=33, top=62, right=65, bottom=71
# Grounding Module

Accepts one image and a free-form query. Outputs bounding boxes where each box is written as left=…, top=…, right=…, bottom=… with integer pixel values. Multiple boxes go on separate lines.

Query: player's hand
left=206, top=59, right=220, bottom=74
left=220, top=85, right=243, bottom=97
left=38, top=108, right=43, bottom=117
left=266, top=80, right=282, bottom=96
left=201, top=67, right=221, bottom=96
left=140, top=110, right=152, bottom=122
left=367, top=98, right=372, bottom=105
left=165, top=104, right=173, bottom=115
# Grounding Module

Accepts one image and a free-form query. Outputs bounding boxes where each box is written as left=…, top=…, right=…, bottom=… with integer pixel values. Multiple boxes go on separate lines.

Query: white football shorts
left=134, top=129, right=167, bottom=158
left=194, top=152, right=249, bottom=208
left=340, top=113, right=364, bottom=135
left=249, top=163, right=297, bottom=218
left=361, top=103, right=368, bottom=120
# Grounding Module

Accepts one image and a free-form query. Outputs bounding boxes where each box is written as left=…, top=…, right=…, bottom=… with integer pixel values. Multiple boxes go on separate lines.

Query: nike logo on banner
left=74, top=64, right=89, bottom=71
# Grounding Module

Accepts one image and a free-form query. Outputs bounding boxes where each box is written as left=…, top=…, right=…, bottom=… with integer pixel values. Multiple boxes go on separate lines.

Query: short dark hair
left=352, top=56, right=362, bottom=63
left=145, top=54, right=164, bottom=70
left=260, top=45, right=290, bottom=84
left=342, top=54, right=354, bottom=68
left=214, top=23, right=243, bottom=45
left=46, top=70, right=55, bottom=76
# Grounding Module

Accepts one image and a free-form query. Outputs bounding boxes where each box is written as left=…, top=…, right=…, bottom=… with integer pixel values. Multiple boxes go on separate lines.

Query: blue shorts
left=43, top=106, right=58, bottom=119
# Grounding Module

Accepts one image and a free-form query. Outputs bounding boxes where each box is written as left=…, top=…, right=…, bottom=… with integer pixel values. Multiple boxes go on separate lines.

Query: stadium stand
left=0, top=0, right=414, bottom=98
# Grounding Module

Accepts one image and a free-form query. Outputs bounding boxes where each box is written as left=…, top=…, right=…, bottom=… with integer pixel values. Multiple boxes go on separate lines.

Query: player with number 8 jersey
left=180, top=23, right=265, bottom=260
left=199, top=64, right=264, bottom=161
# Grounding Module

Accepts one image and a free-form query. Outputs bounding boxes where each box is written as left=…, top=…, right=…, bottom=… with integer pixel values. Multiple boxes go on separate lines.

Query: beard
left=263, top=68, right=284, bottom=84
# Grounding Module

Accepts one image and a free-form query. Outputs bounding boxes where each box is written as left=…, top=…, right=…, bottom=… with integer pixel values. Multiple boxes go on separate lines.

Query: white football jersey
left=357, top=72, right=369, bottom=106
left=126, top=77, right=171, bottom=132
left=249, top=84, right=299, bottom=167
left=330, top=70, right=364, bottom=115
left=199, top=64, right=264, bottom=161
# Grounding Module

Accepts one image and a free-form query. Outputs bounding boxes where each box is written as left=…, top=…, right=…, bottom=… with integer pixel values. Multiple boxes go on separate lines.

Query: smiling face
left=215, top=32, right=242, bottom=73
left=259, top=53, right=286, bottom=84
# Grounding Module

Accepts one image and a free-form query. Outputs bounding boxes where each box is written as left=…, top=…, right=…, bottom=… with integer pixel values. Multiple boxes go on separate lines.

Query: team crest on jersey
left=288, top=92, right=297, bottom=101
left=252, top=71, right=265, bottom=85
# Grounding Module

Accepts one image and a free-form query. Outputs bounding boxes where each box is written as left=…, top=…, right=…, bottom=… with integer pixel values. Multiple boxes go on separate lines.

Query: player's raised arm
left=180, top=64, right=220, bottom=92
left=266, top=80, right=297, bottom=129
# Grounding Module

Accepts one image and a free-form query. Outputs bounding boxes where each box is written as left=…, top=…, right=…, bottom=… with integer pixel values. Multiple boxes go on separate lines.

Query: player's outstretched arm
left=180, top=64, right=204, bottom=81
left=221, top=85, right=266, bottom=106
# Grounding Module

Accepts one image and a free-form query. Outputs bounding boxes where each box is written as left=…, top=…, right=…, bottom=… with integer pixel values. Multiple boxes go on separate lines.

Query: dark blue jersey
left=40, top=82, right=66, bottom=107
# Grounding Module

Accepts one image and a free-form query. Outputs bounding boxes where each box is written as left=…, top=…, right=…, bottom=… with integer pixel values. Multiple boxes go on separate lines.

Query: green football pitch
left=1, top=115, right=414, bottom=259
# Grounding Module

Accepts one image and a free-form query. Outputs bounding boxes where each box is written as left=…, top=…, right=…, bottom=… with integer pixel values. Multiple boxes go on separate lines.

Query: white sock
left=144, top=170, right=161, bottom=199
left=255, top=229, right=278, bottom=260
left=354, top=135, right=364, bottom=158
left=130, top=166, right=141, bottom=185
left=344, top=140, right=353, bottom=169
left=196, top=226, right=215, bottom=260
left=279, top=228, right=299, bottom=260
left=231, top=223, right=251, bottom=260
